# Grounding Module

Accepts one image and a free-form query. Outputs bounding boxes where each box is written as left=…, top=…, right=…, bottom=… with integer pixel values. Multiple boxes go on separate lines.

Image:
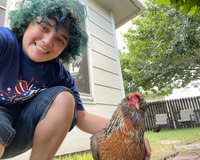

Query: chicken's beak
left=135, top=102, right=140, bottom=110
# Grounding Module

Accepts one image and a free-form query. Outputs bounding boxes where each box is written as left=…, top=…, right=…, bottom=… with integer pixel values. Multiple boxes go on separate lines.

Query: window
left=0, top=1, right=7, bottom=26
left=64, top=4, right=90, bottom=95
left=64, top=48, right=90, bottom=94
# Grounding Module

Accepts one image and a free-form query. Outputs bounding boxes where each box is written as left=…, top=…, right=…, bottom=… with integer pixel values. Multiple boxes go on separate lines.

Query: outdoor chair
left=178, top=109, right=195, bottom=124
left=155, top=113, right=170, bottom=129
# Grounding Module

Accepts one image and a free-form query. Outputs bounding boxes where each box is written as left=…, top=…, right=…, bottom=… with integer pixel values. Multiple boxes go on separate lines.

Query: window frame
left=0, top=0, right=7, bottom=26
left=65, top=4, right=94, bottom=100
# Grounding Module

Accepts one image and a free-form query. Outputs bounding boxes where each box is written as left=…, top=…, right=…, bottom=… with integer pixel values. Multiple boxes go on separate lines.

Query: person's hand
left=144, top=135, right=151, bottom=160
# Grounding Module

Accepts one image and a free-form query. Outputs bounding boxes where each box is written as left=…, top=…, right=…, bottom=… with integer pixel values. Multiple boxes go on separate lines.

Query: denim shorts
left=0, top=86, right=77, bottom=159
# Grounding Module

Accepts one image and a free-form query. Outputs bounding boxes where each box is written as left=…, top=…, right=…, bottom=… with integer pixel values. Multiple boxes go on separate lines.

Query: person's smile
left=22, top=17, right=70, bottom=63
left=35, top=43, right=49, bottom=55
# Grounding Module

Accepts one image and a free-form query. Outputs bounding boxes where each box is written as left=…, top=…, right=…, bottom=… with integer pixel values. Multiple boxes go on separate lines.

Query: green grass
left=53, top=151, right=93, bottom=160
left=54, top=127, right=200, bottom=160
left=145, top=127, right=200, bottom=160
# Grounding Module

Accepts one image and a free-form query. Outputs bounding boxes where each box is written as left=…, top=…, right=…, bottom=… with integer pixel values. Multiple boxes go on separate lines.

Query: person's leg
left=0, top=141, right=5, bottom=158
left=1, top=86, right=77, bottom=159
left=30, top=90, right=75, bottom=160
left=0, top=106, right=17, bottom=159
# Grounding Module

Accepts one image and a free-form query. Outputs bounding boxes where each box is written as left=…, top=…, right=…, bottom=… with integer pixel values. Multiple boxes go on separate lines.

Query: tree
left=120, top=0, right=200, bottom=96
left=156, top=0, right=200, bottom=20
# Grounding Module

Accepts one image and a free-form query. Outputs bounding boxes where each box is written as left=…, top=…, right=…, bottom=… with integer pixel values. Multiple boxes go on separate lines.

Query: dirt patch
left=160, top=140, right=180, bottom=145
left=175, top=143, right=200, bottom=151
left=169, top=144, right=200, bottom=160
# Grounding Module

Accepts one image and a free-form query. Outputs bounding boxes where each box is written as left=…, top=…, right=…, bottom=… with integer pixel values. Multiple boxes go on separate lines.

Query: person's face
left=22, top=17, right=70, bottom=63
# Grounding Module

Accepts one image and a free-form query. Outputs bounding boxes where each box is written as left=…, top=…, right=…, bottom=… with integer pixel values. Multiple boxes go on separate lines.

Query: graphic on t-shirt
left=0, top=77, right=46, bottom=105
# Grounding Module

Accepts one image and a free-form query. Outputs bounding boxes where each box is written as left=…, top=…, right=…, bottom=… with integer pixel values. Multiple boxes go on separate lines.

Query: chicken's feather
left=90, top=93, right=148, bottom=160
left=91, top=130, right=104, bottom=160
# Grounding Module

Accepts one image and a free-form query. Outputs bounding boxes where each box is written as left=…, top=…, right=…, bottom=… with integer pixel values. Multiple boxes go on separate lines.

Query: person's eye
left=40, top=24, right=48, bottom=31
left=57, top=38, right=65, bottom=44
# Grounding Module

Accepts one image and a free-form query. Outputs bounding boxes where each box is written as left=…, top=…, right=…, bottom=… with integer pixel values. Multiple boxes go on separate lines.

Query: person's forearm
left=144, top=135, right=151, bottom=160
left=76, top=110, right=109, bottom=134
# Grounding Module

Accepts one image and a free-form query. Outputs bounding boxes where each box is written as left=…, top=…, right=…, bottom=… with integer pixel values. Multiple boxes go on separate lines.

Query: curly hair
left=9, top=0, right=88, bottom=63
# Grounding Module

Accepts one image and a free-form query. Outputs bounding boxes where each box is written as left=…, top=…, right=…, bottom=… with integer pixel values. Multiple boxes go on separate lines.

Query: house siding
left=87, top=3, right=123, bottom=106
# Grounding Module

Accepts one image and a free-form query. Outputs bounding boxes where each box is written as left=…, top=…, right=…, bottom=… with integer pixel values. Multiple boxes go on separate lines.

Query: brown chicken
left=90, top=93, right=148, bottom=160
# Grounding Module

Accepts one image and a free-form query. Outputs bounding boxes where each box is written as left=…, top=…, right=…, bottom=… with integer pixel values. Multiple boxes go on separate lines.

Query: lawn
left=54, top=152, right=93, bottom=160
left=54, top=127, right=200, bottom=160
left=145, top=127, right=200, bottom=159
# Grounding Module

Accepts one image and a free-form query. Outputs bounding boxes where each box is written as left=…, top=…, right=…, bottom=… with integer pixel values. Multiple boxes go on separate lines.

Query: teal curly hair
left=9, top=0, right=88, bottom=63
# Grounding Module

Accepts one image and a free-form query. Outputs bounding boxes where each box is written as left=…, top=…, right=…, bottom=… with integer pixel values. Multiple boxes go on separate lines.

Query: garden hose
left=159, top=140, right=198, bottom=160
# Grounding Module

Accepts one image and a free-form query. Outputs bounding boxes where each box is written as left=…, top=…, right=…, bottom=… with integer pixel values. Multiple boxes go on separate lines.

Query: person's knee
left=0, top=141, right=5, bottom=158
left=52, top=90, right=75, bottom=116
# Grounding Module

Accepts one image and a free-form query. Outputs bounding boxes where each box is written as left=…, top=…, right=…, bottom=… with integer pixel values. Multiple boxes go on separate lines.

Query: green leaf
left=180, top=5, right=191, bottom=14
left=123, top=68, right=131, bottom=74
left=175, top=3, right=181, bottom=10
left=162, top=0, right=170, bottom=5
left=189, top=6, right=197, bottom=16
left=165, top=0, right=170, bottom=4
left=170, top=0, right=177, bottom=5
left=156, top=0, right=169, bottom=4
left=156, top=0, right=164, bottom=4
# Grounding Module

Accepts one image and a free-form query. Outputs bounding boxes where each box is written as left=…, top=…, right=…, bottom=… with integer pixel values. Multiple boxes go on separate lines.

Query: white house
left=0, top=0, right=147, bottom=159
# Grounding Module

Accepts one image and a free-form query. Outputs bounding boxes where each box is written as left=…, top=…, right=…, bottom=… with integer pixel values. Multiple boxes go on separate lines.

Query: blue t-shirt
left=0, top=27, right=84, bottom=110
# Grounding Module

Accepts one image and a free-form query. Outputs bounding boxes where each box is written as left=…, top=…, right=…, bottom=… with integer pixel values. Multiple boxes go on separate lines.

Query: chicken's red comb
left=133, top=93, right=141, bottom=98
left=126, top=93, right=141, bottom=100
left=126, top=93, right=141, bottom=108
left=131, top=93, right=141, bottom=103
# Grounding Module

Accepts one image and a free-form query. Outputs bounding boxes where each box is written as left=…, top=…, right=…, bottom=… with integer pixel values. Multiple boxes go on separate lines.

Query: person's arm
left=144, top=135, right=151, bottom=160
left=76, top=110, right=109, bottom=134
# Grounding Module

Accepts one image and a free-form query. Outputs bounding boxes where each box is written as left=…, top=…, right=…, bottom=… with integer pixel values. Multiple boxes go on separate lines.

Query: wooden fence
left=145, top=96, right=200, bottom=130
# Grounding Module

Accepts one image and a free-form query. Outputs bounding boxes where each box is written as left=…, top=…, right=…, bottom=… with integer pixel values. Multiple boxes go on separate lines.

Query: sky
left=116, top=21, right=132, bottom=50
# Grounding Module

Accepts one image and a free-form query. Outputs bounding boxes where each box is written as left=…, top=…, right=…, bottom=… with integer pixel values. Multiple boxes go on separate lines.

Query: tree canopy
left=120, top=0, right=200, bottom=96
left=156, top=0, right=200, bottom=20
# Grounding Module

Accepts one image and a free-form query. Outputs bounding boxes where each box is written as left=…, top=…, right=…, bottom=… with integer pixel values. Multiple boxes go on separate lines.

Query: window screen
left=0, top=1, right=7, bottom=26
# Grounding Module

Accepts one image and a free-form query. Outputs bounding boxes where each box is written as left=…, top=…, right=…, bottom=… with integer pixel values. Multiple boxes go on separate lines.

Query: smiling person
left=0, top=0, right=151, bottom=159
